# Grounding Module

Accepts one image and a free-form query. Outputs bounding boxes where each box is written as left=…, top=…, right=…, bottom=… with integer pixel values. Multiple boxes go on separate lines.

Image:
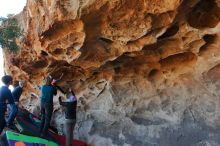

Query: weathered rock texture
left=3, top=0, right=220, bottom=145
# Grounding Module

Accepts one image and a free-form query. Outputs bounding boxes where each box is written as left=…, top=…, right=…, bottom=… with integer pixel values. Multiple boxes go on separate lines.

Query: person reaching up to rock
left=39, top=76, right=57, bottom=138
left=7, top=81, right=25, bottom=127
left=59, top=88, right=77, bottom=146
left=50, top=73, right=66, bottom=94
left=0, top=75, right=14, bottom=134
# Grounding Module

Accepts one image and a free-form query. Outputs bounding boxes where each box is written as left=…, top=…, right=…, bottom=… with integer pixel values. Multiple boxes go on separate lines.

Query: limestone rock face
left=4, top=0, right=220, bottom=145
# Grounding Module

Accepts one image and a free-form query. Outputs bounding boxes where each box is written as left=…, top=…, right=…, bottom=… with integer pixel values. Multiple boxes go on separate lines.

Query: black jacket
left=12, top=86, right=23, bottom=102
left=59, top=97, right=77, bottom=119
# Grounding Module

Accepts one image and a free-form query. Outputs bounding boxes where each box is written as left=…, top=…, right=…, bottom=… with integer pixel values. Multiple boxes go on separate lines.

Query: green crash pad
left=6, top=131, right=58, bottom=146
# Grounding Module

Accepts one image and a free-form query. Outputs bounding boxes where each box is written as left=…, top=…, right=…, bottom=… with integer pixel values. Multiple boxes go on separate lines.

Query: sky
left=0, top=0, right=27, bottom=17
left=0, top=0, right=26, bottom=86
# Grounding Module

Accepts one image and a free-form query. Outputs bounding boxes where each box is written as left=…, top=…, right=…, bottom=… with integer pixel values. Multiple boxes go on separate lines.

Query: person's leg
left=65, top=119, right=71, bottom=146
left=6, top=104, right=18, bottom=126
left=40, top=103, right=46, bottom=133
left=65, top=119, right=75, bottom=146
left=0, top=112, right=6, bottom=135
left=69, top=121, right=75, bottom=146
left=42, top=104, right=53, bottom=136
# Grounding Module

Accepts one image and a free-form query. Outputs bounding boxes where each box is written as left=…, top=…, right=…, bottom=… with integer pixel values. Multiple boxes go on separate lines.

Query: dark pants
left=0, top=109, right=6, bottom=134
left=7, top=104, right=18, bottom=126
left=65, top=119, right=75, bottom=146
left=40, top=102, right=53, bottom=136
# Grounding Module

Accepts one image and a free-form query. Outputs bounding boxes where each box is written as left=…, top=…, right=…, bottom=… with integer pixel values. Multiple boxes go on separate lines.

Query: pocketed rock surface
left=3, top=0, right=220, bottom=145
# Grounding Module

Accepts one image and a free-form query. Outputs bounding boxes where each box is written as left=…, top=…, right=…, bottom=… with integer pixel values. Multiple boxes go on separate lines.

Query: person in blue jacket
left=39, top=76, right=57, bottom=138
left=0, top=75, right=14, bottom=134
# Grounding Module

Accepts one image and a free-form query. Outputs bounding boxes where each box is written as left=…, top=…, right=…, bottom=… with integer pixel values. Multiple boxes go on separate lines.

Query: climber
left=50, top=73, right=66, bottom=94
left=39, top=76, right=57, bottom=138
left=0, top=75, right=15, bottom=134
left=7, top=81, right=25, bottom=127
left=59, top=88, right=77, bottom=146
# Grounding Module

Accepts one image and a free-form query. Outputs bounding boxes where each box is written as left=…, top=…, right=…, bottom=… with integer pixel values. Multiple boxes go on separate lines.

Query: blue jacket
left=40, top=85, right=57, bottom=104
left=12, top=86, right=23, bottom=102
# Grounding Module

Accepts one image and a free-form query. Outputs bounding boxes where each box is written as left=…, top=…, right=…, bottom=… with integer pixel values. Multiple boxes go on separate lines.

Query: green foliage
left=0, top=17, right=23, bottom=52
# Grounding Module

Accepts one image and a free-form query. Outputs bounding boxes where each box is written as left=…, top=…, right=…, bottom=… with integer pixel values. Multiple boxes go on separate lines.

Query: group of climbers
left=0, top=74, right=77, bottom=146
left=0, top=75, right=24, bottom=134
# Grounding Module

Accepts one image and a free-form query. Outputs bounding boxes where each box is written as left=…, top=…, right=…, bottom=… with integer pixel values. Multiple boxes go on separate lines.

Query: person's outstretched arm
left=59, top=96, right=68, bottom=106
left=55, top=73, right=64, bottom=82
left=53, top=87, right=57, bottom=95
left=71, top=90, right=76, bottom=96
left=59, top=96, right=63, bottom=105
left=58, top=73, right=64, bottom=81
left=56, top=85, right=66, bottom=94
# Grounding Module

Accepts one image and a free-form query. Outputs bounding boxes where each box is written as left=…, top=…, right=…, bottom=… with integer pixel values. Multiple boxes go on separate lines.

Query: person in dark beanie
left=7, top=81, right=25, bottom=127
left=0, top=75, right=14, bottom=134
left=40, top=76, right=57, bottom=138
left=59, top=88, right=77, bottom=146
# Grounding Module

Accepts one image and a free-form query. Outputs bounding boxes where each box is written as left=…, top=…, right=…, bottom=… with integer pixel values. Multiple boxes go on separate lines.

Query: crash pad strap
left=6, top=131, right=58, bottom=146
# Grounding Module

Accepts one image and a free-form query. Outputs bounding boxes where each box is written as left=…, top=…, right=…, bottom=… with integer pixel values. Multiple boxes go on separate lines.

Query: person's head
left=51, top=79, right=56, bottom=86
left=13, top=80, right=19, bottom=87
left=45, top=76, right=52, bottom=85
left=19, top=81, right=26, bottom=88
left=67, top=87, right=75, bottom=96
left=1, top=75, right=13, bottom=86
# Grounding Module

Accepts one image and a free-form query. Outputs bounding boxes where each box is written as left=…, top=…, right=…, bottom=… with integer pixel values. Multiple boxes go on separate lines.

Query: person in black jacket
left=59, top=88, right=77, bottom=146
left=7, top=81, right=25, bottom=127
